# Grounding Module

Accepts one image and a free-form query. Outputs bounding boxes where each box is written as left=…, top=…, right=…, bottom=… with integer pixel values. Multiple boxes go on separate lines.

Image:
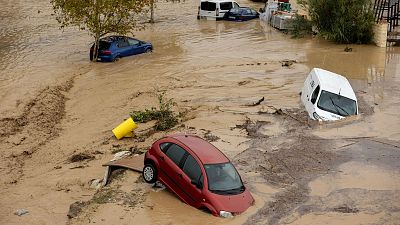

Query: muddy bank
left=234, top=110, right=346, bottom=225
left=0, top=78, right=75, bottom=184
left=236, top=110, right=400, bottom=225
left=1, top=0, right=400, bottom=224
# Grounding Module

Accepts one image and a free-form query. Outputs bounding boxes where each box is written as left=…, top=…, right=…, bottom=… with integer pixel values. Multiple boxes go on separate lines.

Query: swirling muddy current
left=0, top=0, right=400, bottom=225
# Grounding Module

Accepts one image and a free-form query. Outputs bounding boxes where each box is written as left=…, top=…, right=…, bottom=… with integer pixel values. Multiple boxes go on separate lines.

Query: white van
left=301, top=68, right=359, bottom=121
left=198, top=0, right=240, bottom=20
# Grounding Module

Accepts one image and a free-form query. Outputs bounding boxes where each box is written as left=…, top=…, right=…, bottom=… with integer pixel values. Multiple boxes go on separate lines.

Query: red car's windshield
left=204, top=162, right=244, bottom=195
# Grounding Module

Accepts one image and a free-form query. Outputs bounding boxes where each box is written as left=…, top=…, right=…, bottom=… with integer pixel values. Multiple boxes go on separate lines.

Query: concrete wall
left=373, top=22, right=388, bottom=47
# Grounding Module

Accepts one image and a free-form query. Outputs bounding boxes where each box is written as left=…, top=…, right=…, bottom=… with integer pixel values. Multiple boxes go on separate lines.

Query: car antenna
left=339, top=88, right=341, bottom=96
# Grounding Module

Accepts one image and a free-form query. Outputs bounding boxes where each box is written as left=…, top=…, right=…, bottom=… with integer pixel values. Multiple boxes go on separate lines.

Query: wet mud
left=1, top=0, right=400, bottom=224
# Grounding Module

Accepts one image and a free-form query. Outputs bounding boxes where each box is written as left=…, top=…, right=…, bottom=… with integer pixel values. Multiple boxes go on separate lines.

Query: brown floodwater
left=1, top=0, right=400, bottom=224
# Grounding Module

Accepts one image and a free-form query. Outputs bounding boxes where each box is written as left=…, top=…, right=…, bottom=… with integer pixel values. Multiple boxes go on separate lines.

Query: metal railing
left=374, top=0, right=400, bottom=31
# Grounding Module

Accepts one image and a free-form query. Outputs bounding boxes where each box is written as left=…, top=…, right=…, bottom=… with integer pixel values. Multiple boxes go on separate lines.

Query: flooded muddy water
left=1, top=0, right=400, bottom=225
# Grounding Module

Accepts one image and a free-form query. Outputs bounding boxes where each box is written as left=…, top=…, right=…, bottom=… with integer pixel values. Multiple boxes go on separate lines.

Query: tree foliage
left=51, top=0, right=151, bottom=61
left=298, top=0, right=375, bottom=44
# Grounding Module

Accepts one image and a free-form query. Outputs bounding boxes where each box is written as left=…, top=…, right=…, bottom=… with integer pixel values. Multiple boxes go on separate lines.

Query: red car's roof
left=168, top=134, right=229, bottom=164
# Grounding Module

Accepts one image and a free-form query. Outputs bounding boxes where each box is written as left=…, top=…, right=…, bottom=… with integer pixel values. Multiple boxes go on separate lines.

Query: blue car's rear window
left=99, top=41, right=111, bottom=50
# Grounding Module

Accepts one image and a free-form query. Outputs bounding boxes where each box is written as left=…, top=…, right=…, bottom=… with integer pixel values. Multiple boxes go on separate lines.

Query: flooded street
left=1, top=0, right=399, bottom=225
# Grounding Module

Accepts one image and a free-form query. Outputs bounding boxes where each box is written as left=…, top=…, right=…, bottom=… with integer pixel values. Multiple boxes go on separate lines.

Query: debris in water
left=238, top=80, right=251, bottom=86
left=151, top=181, right=166, bottom=192
left=235, top=118, right=270, bottom=137
left=68, top=153, right=95, bottom=163
left=15, top=209, right=29, bottom=216
left=281, top=60, right=297, bottom=67
left=247, top=97, right=265, bottom=106
left=344, top=46, right=353, bottom=52
left=204, top=130, right=220, bottom=142
left=67, top=201, right=88, bottom=219
left=333, top=205, right=359, bottom=213
left=89, top=178, right=103, bottom=190
left=111, top=151, right=131, bottom=161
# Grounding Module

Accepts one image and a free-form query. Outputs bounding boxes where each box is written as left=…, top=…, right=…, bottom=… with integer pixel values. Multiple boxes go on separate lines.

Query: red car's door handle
left=178, top=173, right=183, bottom=178
left=160, top=156, right=164, bottom=161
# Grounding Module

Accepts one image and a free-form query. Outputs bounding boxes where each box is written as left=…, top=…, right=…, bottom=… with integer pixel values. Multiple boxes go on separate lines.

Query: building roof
left=169, top=134, right=229, bottom=164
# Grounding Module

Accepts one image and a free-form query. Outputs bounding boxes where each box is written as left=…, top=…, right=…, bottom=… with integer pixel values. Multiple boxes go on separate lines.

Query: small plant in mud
left=130, top=92, right=179, bottom=131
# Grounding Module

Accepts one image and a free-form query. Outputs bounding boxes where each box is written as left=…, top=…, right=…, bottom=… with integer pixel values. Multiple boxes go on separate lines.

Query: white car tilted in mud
left=301, top=68, right=358, bottom=121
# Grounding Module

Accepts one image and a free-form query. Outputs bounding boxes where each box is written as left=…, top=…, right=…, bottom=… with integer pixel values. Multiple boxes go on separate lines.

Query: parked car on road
left=143, top=134, right=254, bottom=217
left=223, top=7, right=260, bottom=21
left=198, top=0, right=240, bottom=20
left=89, top=35, right=152, bottom=62
left=301, top=68, right=358, bottom=121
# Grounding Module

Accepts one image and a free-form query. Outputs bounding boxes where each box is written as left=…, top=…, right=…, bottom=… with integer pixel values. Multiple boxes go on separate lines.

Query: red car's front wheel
left=143, top=164, right=157, bottom=183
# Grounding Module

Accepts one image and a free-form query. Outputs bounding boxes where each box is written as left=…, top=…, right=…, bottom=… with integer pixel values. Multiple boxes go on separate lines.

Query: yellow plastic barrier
left=112, top=117, right=138, bottom=140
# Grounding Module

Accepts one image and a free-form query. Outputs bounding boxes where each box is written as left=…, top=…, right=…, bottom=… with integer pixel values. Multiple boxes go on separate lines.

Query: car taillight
left=102, top=50, right=112, bottom=55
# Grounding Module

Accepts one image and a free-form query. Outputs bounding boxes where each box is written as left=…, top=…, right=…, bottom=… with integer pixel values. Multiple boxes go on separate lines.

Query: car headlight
left=219, top=211, right=233, bottom=218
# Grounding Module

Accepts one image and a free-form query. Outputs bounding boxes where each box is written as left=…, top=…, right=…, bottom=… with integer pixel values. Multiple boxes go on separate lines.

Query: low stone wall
left=373, top=22, right=388, bottom=47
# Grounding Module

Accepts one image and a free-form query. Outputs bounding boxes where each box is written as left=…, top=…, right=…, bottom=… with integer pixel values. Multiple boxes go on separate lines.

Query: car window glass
left=200, top=2, right=207, bottom=10
left=311, top=85, right=320, bottom=104
left=197, top=173, right=204, bottom=188
left=165, top=144, right=186, bottom=166
left=118, top=40, right=129, bottom=48
left=128, top=39, right=140, bottom=46
left=220, top=2, right=232, bottom=10
left=159, top=142, right=171, bottom=153
left=98, top=41, right=111, bottom=50
left=317, top=90, right=357, bottom=116
left=204, top=163, right=242, bottom=192
left=251, top=9, right=256, bottom=15
left=182, top=155, right=202, bottom=182
left=201, top=2, right=216, bottom=11
left=230, top=8, right=238, bottom=14
left=208, top=2, right=216, bottom=11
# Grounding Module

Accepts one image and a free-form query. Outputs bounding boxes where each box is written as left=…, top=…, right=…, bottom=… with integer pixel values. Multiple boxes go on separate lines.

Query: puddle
left=309, top=161, right=400, bottom=197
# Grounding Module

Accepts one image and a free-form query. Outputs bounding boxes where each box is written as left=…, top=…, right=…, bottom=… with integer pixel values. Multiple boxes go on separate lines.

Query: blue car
left=223, top=7, right=259, bottom=21
left=90, top=36, right=153, bottom=62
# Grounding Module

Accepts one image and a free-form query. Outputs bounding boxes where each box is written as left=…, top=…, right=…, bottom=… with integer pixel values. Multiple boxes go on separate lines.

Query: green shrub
left=290, top=14, right=313, bottom=38
left=130, top=92, right=179, bottom=131
left=299, top=0, right=375, bottom=44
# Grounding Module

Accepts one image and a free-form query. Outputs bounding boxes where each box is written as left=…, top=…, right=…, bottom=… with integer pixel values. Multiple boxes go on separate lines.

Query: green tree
left=51, top=0, right=151, bottom=61
left=298, top=0, right=375, bottom=44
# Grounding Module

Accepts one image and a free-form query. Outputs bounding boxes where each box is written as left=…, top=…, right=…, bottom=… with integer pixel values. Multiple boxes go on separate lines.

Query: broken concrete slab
left=102, top=154, right=144, bottom=185
left=103, top=154, right=144, bottom=172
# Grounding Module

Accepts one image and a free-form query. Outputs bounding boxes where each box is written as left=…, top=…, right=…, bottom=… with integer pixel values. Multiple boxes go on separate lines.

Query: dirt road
left=1, top=0, right=399, bottom=224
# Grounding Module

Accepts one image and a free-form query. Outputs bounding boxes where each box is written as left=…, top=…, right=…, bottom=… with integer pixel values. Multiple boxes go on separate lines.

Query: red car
left=143, top=134, right=254, bottom=217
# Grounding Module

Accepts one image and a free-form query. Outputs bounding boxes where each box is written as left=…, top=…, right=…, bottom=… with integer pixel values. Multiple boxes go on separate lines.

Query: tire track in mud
left=233, top=109, right=349, bottom=225
left=0, top=78, right=75, bottom=184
